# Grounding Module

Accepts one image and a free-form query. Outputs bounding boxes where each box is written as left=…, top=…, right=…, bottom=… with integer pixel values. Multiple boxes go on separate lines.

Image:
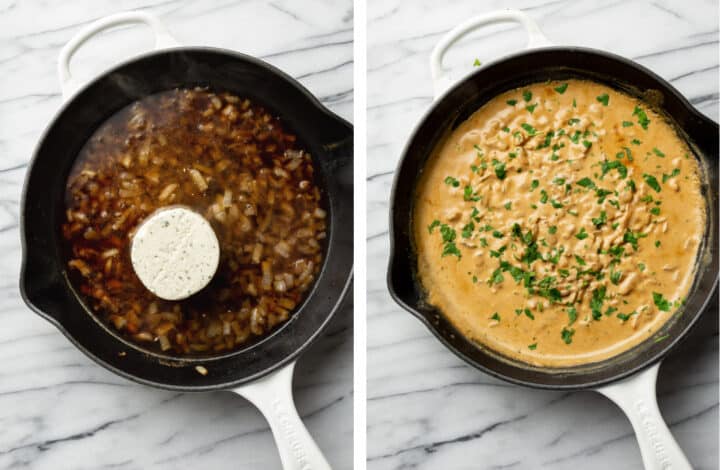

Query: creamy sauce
left=414, top=79, right=705, bottom=367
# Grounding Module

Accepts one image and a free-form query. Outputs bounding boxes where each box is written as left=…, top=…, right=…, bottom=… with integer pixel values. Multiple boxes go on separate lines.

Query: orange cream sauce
left=414, top=79, right=704, bottom=367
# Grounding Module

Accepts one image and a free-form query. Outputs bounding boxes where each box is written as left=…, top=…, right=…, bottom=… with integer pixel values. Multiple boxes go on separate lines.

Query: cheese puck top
left=130, top=206, right=220, bottom=300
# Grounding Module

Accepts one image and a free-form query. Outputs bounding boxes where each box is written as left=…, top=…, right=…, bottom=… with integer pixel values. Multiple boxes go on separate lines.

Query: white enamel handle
left=596, top=363, right=692, bottom=470
left=232, top=362, right=332, bottom=470
left=430, top=9, right=553, bottom=97
left=58, top=11, right=179, bottom=100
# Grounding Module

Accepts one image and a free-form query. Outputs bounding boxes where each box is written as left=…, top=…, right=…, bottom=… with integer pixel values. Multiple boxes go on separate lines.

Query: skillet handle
left=231, top=362, right=332, bottom=470
left=57, top=11, right=179, bottom=100
left=430, top=9, right=553, bottom=97
left=595, top=363, right=692, bottom=470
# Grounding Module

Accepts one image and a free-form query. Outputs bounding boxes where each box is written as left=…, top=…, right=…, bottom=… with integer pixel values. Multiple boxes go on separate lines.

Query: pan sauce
left=414, top=79, right=705, bottom=367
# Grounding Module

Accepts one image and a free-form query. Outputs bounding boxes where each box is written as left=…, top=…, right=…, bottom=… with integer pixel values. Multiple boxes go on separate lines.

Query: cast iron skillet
left=19, top=12, right=351, bottom=470
left=387, top=10, right=717, bottom=470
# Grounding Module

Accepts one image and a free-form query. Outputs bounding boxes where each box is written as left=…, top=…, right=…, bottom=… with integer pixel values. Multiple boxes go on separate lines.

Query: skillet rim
left=387, top=45, right=719, bottom=391
left=19, top=46, right=354, bottom=391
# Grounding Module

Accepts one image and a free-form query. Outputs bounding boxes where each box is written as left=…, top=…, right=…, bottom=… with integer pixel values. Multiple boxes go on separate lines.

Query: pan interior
left=21, top=48, right=353, bottom=390
left=388, top=47, right=718, bottom=389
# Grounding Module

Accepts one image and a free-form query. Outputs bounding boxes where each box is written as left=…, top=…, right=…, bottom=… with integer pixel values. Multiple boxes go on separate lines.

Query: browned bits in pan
left=62, top=88, right=326, bottom=355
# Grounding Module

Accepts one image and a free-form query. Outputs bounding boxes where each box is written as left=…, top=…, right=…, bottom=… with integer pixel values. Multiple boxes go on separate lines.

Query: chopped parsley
left=439, top=224, right=461, bottom=258
left=590, top=286, right=607, bottom=320
left=522, top=90, right=532, bottom=102
left=652, top=148, right=665, bottom=158
left=653, top=292, right=672, bottom=312
left=633, top=105, right=650, bottom=129
left=461, top=222, right=475, bottom=238
left=444, top=176, right=460, bottom=187
left=554, top=83, right=569, bottom=94
left=617, top=311, right=637, bottom=322
left=464, top=185, right=481, bottom=201
left=567, top=307, right=577, bottom=325
left=548, top=226, right=558, bottom=234
left=592, top=210, right=607, bottom=228
left=623, top=230, right=647, bottom=250
left=427, top=220, right=440, bottom=234
left=504, top=202, right=512, bottom=210
left=575, top=227, right=589, bottom=240
left=491, top=312, right=501, bottom=321
left=528, top=343, right=537, bottom=350
left=561, top=327, right=575, bottom=344
left=488, top=268, right=504, bottom=285
left=577, top=177, right=595, bottom=188
left=621, top=121, right=634, bottom=127
left=539, top=189, right=549, bottom=204
left=442, top=242, right=461, bottom=258
left=521, top=123, right=537, bottom=136
left=600, top=160, right=628, bottom=179
left=526, top=103, right=537, bottom=113
left=507, top=99, right=517, bottom=106
left=643, top=173, right=662, bottom=192
left=662, top=168, right=680, bottom=183
left=494, top=161, right=507, bottom=180
left=530, top=179, right=539, bottom=191
left=596, top=93, right=609, bottom=106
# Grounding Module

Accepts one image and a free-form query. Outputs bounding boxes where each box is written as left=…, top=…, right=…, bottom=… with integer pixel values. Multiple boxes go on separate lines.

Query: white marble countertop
left=0, top=0, right=353, bottom=469
left=367, top=1, right=718, bottom=469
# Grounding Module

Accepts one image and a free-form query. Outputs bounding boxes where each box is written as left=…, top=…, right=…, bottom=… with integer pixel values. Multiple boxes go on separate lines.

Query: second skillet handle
left=57, top=11, right=179, bottom=100
left=231, top=362, right=332, bottom=470
left=430, top=9, right=553, bottom=97
left=595, top=363, right=692, bottom=470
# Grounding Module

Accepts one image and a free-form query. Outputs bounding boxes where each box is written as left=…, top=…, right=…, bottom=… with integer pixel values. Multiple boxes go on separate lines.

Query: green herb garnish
left=643, top=173, right=661, bottom=192
left=521, top=123, right=537, bottom=136
left=554, top=83, right=568, bottom=94
left=561, top=327, right=575, bottom=344
left=444, top=176, right=460, bottom=187
left=633, top=105, right=650, bottom=129
left=653, top=292, right=671, bottom=312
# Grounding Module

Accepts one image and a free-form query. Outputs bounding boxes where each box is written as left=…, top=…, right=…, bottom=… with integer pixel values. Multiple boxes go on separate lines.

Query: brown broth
left=62, top=88, right=326, bottom=355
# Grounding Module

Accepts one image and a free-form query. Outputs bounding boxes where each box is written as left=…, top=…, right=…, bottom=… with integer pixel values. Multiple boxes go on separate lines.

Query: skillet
left=19, top=12, right=352, bottom=470
left=387, top=10, right=717, bottom=470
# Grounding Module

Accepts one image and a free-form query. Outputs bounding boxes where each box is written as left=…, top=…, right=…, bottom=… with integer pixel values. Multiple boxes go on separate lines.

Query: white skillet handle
left=430, top=9, right=553, bottom=97
left=58, top=11, right=179, bottom=100
left=232, top=362, right=332, bottom=470
left=596, top=363, right=692, bottom=470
